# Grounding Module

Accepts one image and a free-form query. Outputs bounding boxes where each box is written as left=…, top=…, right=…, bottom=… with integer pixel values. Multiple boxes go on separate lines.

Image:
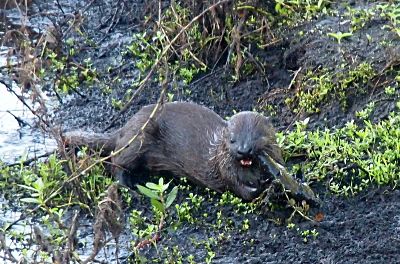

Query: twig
left=284, top=67, right=303, bottom=133
left=0, top=80, right=50, bottom=128
left=287, top=67, right=302, bottom=90
left=4, top=150, right=54, bottom=167
left=191, top=68, right=224, bottom=86
left=135, top=213, right=165, bottom=249
left=6, top=110, right=31, bottom=127
left=99, top=0, right=125, bottom=43
left=4, top=203, right=43, bottom=232
left=0, top=232, right=18, bottom=263
left=284, top=192, right=315, bottom=223
left=285, top=109, right=303, bottom=134
left=242, top=45, right=266, bottom=78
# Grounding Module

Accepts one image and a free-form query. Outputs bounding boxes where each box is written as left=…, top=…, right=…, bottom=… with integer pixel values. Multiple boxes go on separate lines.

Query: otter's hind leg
left=113, top=166, right=137, bottom=189
left=110, top=104, right=158, bottom=189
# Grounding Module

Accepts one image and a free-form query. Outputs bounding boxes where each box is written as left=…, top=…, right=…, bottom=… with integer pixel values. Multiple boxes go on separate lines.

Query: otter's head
left=220, top=112, right=284, bottom=201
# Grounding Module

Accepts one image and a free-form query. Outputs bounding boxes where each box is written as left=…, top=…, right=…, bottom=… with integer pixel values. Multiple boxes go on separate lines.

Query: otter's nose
left=237, top=144, right=253, bottom=156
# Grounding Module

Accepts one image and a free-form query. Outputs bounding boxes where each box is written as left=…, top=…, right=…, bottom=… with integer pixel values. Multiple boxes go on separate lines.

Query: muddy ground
left=2, top=0, right=400, bottom=263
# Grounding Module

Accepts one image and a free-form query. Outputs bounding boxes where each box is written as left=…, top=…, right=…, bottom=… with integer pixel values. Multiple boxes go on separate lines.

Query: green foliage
left=187, top=192, right=205, bottom=210
left=219, top=191, right=257, bottom=214
left=287, top=63, right=376, bottom=113
left=298, top=227, right=319, bottom=243
left=129, top=179, right=264, bottom=262
left=190, top=237, right=216, bottom=264
left=293, top=68, right=334, bottom=113
left=18, top=152, right=66, bottom=207
left=327, top=32, right=353, bottom=46
left=378, top=1, right=400, bottom=37
left=14, top=151, right=112, bottom=210
left=356, top=102, right=375, bottom=120
left=0, top=151, right=114, bottom=263
left=275, top=0, right=330, bottom=24
left=47, top=51, right=98, bottom=93
left=174, top=201, right=195, bottom=223
left=278, top=106, right=400, bottom=195
left=125, top=1, right=301, bottom=83
left=343, top=2, right=400, bottom=39
left=137, top=178, right=179, bottom=211
left=125, top=3, right=208, bottom=85
left=111, top=98, right=123, bottom=109
left=346, top=6, right=375, bottom=32
left=287, top=222, right=318, bottom=242
left=385, top=85, right=397, bottom=95
left=131, top=178, right=178, bottom=248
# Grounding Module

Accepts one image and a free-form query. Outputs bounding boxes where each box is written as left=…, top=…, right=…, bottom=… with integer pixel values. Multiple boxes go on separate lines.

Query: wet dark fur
left=65, top=102, right=284, bottom=200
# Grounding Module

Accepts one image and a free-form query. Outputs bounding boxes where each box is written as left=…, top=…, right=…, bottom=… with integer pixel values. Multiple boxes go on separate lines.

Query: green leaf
left=165, top=186, right=178, bottom=208
left=327, top=32, right=341, bottom=39
left=20, top=198, right=42, bottom=204
left=340, top=32, right=353, bottom=38
left=18, top=184, right=39, bottom=192
left=32, top=178, right=45, bottom=190
left=151, top=199, right=164, bottom=212
left=137, top=185, right=160, bottom=199
left=146, top=182, right=161, bottom=191
left=158, top=178, right=164, bottom=187
left=161, top=181, right=170, bottom=193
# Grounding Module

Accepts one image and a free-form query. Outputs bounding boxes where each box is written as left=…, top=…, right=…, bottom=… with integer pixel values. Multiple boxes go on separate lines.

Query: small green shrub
left=278, top=105, right=400, bottom=195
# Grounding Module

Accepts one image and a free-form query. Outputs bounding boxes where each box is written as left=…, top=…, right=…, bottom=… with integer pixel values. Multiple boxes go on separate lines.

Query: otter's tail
left=63, top=130, right=117, bottom=156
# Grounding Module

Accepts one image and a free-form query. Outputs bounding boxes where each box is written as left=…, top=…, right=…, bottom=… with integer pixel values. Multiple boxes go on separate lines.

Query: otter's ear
left=261, top=115, right=276, bottom=133
left=263, top=116, right=274, bottom=126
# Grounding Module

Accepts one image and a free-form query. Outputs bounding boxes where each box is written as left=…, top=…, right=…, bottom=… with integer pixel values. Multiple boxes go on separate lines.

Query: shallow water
left=0, top=199, right=32, bottom=263
left=0, top=46, right=58, bottom=262
left=0, top=51, right=122, bottom=264
left=0, top=48, right=57, bottom=164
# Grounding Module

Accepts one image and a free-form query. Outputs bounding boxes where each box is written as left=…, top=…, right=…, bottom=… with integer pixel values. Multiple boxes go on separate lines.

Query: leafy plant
left=378, top=1, right=400, bottom=37
left=275, top=0, right=330, bottom=24
left=18, top=153, right=66, bottom=209
left=133, top=178, right=179, bottom=248
left=356, top=102, right=375, bottom=120
left=327, top=32, right=353, bottom=46
left=278, top=105, right=400, bottom=195
left=47, top=50, right=98, bottom=93
left=346, top=6, right=375, bottom=32
left=137, top=178, right=178, bottom=214
left=288, top=62, right=376, bottom=114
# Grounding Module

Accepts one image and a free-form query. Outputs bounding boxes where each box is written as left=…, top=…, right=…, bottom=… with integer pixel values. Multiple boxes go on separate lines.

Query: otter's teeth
left=240, top=159, right=252, bottom=166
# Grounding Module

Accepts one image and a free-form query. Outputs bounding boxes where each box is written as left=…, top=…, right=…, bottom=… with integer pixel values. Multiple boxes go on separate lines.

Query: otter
left=65, top=102, right=310, bottom=201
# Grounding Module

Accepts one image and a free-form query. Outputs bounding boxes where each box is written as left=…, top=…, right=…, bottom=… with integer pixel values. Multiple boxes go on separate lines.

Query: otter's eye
left=230, top=139, right=235, bottom=144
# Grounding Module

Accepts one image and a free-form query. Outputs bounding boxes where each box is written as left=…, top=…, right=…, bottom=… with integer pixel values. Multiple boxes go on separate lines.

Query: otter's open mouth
left=240, top=159, right=253, bottom=166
